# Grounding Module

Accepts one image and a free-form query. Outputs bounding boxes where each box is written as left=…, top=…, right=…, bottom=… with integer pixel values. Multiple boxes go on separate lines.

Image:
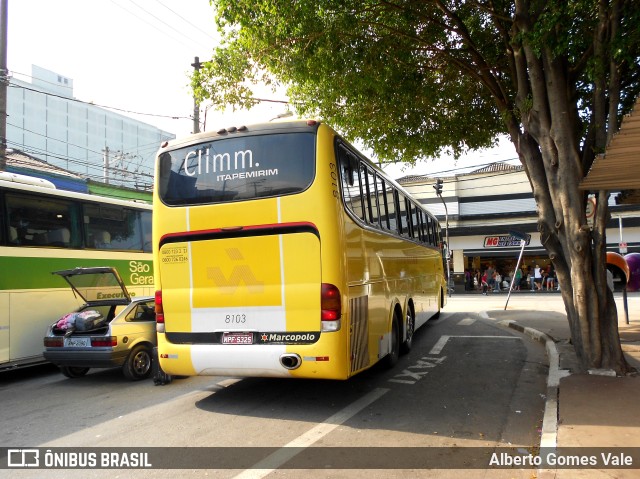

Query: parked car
left=43, top=267, right=156, bottom=380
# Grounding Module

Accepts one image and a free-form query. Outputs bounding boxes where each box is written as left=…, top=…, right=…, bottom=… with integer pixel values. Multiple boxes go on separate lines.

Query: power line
left=156, top=0, right=217, bottom=42
left=6, top=121, right=158, bottom=173
left=108, top=0, right=204, bottom=52
left=6, top=142, right=154, bottom=182
left=5, top=139, right=155, bottom=190
left=387, top=157, right=519, bottom=180
left=8, top=81, right=191, bottom=122
left=9, top=75, right=291, bottom=124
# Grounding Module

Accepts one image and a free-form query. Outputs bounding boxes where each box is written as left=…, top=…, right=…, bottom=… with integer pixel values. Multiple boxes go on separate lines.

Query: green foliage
left=195, top=0, right=639, bottom=164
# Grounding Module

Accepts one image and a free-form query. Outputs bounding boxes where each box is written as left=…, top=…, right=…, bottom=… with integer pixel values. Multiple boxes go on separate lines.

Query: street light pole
left=434, top=179, right=452, bottom=297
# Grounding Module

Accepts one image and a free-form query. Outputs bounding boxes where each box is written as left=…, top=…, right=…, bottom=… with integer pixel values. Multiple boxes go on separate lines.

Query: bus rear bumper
left=157, top=333, right=349, bottom=379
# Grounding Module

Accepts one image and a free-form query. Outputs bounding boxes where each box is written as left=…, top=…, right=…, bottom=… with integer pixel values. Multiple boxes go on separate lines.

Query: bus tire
left=432, top=288, right=444, bottom=319
left=60, top=366, right=90, bottom=378
left=123, top=344, right=153, bottom=381
left=400, top=307, right=414, bottom=355
left=382, top=314, right=400, bottom=368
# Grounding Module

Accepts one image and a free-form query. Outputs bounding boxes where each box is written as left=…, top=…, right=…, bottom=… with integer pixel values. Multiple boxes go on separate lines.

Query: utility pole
left=0, top=0, right=9, bottom=171
left=191, top=56, right=201, bottom=134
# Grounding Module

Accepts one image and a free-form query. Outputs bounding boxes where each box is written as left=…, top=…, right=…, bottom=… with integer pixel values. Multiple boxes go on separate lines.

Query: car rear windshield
left=62, top=272, right=129, bottom=303
left=158, top=132, right=316, bottom=206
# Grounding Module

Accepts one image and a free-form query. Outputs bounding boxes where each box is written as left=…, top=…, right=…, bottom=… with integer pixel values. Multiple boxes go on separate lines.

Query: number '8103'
left=225, top=314, right=246, bottom=323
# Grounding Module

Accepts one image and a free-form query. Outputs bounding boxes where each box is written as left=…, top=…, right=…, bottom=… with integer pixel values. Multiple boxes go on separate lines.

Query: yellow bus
left=153, top=120, right=446, bottom=380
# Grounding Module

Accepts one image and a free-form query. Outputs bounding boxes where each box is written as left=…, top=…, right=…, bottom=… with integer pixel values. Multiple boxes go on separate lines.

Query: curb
left=480, top=311, right=571, bottom=473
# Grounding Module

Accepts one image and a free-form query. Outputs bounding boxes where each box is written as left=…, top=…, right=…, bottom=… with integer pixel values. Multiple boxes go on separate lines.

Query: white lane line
left=216, top=378, right=242, bottom=388
left=457, top=317, right=476, bottom=326
left=233, top=387, right=389, bottom=479
left=429, top=335, right=450, bottom=355
left=429, top=335, right=521, bottom=355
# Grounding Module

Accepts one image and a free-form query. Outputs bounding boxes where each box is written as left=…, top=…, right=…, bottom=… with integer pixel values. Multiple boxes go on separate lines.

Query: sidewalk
left=448, top=291, right=640, bottom=477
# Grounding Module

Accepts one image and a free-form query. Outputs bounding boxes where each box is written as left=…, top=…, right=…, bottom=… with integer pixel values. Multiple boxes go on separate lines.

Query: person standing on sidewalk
left=512, top=267, right=522, bottom=290
left=486, top=264, right=495, bottom=291
left=534, top=264, right=543, bottom=290
left=546, top=267, right=556, bottom=290
left=527, top=267, right=535, bottom=290
left=481, top=271, right=489, bottom=295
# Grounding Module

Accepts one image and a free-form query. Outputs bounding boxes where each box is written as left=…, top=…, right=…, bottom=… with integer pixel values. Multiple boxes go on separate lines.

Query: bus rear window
left=158, top=133, right=316, bottom=205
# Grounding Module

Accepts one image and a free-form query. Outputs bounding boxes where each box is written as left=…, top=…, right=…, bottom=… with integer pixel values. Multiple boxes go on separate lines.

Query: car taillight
left=155, top=290, right=165, bottom=333
left=44, top=337, right=63, bottom=347
left=321, top=283, right=341, bottom=332
left=91, top=337, right=117, bottom=347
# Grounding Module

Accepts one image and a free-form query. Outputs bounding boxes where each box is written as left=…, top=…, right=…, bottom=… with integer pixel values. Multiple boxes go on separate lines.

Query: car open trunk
left=53, top=266, right=131, bottom=305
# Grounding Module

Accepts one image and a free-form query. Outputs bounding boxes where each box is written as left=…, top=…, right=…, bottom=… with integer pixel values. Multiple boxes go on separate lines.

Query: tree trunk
left=505, top=0, right=630, bottom=375
left=509, top=133, right=629, bottom=374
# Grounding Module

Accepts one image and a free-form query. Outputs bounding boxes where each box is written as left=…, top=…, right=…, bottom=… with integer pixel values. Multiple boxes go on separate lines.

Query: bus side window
left=419, top=211, right=429, bottom=245
left=84, top=204, right=144, bottom=251
left=5, top=193, right=76, bottom=248
left=339, top=147, right=365, bottom=221
left=397, top=192, right=408, bottom=236
left=387, top=187, right=398, bottom=233
left=416, top=209, right=424, bottom=243
left=411, top=202, right=420, bottom=240
left=141, top=210, right=152, bottom=252
left=378, top=178, right=391, bottom=230
left=364, top=166, right=379, bottom=227
left=436, top=223, right=442, bottom=246
left=426, top=215, right=434, bottom=246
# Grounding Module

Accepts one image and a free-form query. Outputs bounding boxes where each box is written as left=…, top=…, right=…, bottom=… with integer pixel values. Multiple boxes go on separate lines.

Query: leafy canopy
left=193, top=0, right=639, bottom=164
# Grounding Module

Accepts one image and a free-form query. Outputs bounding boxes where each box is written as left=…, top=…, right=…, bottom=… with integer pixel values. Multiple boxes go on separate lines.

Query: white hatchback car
left=43, top=267, right=156, bottom=380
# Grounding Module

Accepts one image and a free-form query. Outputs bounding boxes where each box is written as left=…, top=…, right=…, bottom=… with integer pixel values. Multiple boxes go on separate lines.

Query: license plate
left=64, top=337, right=90, bottom=348
left=222, top=333, right=253, bottom=345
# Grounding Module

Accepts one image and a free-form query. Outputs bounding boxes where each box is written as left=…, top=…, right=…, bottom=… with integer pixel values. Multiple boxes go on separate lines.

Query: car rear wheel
left=123, top=345, right=152, bottom=380
left=60, top=366, right=90, bottom=378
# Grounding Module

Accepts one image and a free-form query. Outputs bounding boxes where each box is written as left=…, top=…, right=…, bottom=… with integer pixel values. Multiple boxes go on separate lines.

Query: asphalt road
left=1, top=308, right=548, bottom=478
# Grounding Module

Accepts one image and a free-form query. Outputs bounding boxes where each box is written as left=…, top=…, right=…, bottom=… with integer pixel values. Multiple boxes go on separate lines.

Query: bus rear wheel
left=400, top=308, right=414, bottom=355
left=382, top=314, right=400, bottom=368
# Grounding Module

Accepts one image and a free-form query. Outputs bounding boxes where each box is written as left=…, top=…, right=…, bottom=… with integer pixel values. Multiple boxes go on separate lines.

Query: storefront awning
left=579, top=97, right=640, bottom=200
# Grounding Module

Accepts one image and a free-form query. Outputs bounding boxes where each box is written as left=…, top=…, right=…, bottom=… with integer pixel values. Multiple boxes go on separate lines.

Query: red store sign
left=483, top=234, right=531, bottom=248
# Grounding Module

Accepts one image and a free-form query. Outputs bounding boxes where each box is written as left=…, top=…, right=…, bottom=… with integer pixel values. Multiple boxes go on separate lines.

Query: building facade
left=5, top=66, right=175, bottom=190
left=398, top=163, right=640, bottom=290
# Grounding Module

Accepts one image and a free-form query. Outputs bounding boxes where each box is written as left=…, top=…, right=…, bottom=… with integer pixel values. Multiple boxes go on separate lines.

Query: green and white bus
left=0, top=172, right=153, bottom=370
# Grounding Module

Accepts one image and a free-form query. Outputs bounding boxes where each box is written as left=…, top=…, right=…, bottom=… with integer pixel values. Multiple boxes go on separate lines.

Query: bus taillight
left=155, top=290, right=165, bottom=332
left=321, top=283, right=341, bottom=332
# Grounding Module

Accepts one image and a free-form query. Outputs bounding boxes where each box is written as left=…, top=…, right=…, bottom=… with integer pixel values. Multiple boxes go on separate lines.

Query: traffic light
left=433, top=178, right=443, bottom=195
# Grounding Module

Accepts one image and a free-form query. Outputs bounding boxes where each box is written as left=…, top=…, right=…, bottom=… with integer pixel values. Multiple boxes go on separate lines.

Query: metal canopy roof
left=579, top=97, right=640, bottom=195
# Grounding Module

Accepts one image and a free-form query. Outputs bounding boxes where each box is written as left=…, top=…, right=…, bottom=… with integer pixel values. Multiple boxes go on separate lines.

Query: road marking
left=457, top=317, right=476, bottom=326
left=429, top=335, right=521, bottom=355
left=216, top=378, right=242, bottom=388
left=429, top=335, right=450, bottom=355
left=388, top=356, right=448, bottom=385
left=233, top=387, right=389, bottom=479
